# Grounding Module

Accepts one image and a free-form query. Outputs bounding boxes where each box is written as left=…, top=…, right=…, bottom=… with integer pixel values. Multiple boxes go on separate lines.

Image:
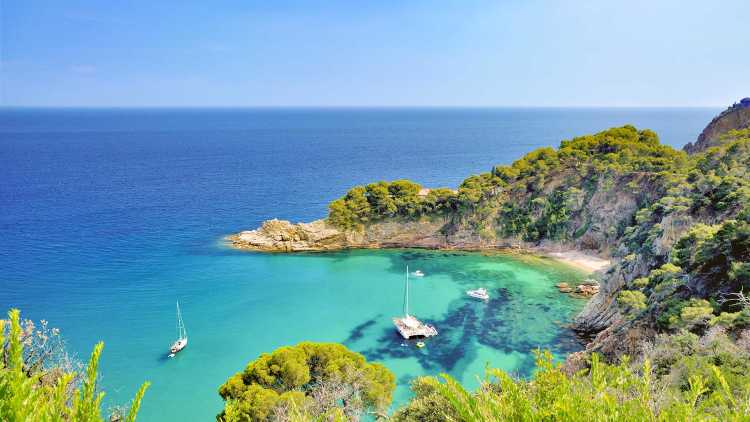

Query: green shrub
left=677, top=299, right=714, bottom=330
left=218, top=342, right=395, bottom=421
left=709, top=311, right=743, bottom=327
left=617, top=290, right=647, bottom=316
left=632, top=277, right=650, bottom=288
left=393, top=351, right=750, bottom=421
left=0, top=309, right=149, bottom=422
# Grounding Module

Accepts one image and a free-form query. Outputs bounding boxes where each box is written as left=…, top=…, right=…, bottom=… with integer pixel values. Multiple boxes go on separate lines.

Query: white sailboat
left=169, top=300, right=188, bottom=357
left=393, top=266, right=438, bottom=339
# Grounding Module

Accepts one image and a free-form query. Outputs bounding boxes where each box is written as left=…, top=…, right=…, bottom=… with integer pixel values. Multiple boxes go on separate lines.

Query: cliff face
left=684, top=100, right=750, bottom=154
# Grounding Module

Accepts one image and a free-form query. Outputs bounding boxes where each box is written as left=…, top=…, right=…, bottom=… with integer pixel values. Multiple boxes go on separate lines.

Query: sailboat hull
left=170, top=338, right=188, bottom=354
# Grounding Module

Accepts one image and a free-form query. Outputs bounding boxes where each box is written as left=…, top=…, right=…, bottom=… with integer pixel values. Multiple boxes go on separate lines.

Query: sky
left=1, top=0, right=749, bottom=107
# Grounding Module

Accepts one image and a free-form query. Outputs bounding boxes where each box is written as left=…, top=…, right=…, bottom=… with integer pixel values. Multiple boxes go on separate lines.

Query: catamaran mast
left=404, top=266, right=410, bottom=317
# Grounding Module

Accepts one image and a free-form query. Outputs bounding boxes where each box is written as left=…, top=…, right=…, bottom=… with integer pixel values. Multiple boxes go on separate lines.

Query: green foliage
left=327, top=186, right=371, bottom=231
left=709, top=311, right=745, bottom=328
left=670, top=215, right=750, bottom=301
left=393, top=350, right=750, bottom=421
left=0, top=309, right=149, bottom=422
left=678, top=299, right=714, bottom=329
left=365, top=181, right=397, bottom=216
left=617, top=290, right=647, bottom=317
left=390, top=376, right=458, bottom=422
left=646, top=329, right=750, bottom=398
left=658, top=299, right=715, bottom=330
left=326, top=125, right=698, bottom=244
left=647, top=263, right=683, bottom=292
left=673, top=224, right=723, bottom=269
left=327, top=180, right=458, bottom=230
left=218, top=342, right=395, bottom=421
left=632, top=277, right=650, bottom=288
left=489, top=125, right=687, bottom=242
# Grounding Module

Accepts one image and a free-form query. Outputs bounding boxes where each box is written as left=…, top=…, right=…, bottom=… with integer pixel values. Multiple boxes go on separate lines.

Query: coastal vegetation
left=325, top=124, right=694, bottom=247
left=0, top=309, right=149, bottom=421
left=393, top=350, right=750, bottom=421
left=328, top=180, right=458, bottom=231
left=217, top=342, right=395, bottom=421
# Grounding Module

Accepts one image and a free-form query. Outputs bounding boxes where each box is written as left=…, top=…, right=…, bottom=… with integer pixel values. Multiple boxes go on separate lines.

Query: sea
left=0, top=107, right=717, bottom=420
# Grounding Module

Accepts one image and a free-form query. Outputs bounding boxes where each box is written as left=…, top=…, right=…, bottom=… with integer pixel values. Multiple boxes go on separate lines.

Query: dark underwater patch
left=344, top=316, right=380, bottom=344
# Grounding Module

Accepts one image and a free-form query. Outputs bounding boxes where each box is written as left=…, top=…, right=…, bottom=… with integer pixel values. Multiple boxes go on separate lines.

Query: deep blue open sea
left=0, top=107, right=717, bottom=420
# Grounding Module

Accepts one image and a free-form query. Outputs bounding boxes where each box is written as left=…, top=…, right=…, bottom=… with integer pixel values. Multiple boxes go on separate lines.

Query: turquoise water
left=101, top=248, right=585, bottom=420
left=1, top=108, right=714, bottom=419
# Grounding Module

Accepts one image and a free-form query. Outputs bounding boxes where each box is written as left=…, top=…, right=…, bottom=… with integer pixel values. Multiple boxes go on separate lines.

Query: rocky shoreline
left=228, top=217, right=611, bottom=272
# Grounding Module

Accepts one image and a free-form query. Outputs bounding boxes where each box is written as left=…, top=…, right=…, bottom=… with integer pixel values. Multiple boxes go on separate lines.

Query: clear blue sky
left=1, top=0, right=748, bottom=107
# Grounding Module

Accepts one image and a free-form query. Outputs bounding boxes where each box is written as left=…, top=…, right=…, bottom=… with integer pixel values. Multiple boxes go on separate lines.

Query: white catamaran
left=393, top=266, right=438, bottom=339
left=169, top=300, right=188, bottom=357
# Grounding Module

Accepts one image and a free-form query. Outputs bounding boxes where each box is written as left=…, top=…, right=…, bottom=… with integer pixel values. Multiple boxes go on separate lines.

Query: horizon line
left=0, top=104, right=725, bottom=110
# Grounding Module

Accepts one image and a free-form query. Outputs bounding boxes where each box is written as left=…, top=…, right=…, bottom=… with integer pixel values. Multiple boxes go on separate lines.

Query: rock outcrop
left=228, top=218, right=451, bottom=252
left=684, top=98, right=750, bottom=154
left=229, top=219, right=346, bottom=252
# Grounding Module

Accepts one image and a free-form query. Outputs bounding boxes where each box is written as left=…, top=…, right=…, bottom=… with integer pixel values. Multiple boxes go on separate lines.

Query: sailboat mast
left=176, top=300, right=186, bottom=339
left=404, top=265, right=410, bottom=317
left=176, top=301, right=181, bottom=339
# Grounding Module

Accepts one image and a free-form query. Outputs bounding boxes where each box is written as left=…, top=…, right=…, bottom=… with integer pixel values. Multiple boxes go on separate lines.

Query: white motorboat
left=169, top=300, right=188, bottom=357
left=412, top=270, right=425, bottom=277
left=466, top=288, right=489, bottom=300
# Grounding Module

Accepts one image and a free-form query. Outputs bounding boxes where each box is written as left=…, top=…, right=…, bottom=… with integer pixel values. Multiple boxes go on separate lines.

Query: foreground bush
left=393, top=351, right=750, bottom=422
left=0, top=309, right=149, bottom=421
left=218, top=342, right=395, bottom=421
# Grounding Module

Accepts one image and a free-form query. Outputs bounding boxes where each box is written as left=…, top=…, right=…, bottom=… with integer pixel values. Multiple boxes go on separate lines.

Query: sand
left=543, top=250, right=611, bottom=274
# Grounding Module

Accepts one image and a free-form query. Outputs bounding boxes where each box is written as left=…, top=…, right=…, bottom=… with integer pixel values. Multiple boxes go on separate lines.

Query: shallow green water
left=98, top=248, right=586, bottom=420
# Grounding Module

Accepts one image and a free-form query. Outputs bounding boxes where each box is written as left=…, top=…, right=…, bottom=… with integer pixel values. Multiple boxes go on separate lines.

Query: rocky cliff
left=684, top=99, right=750, bottom=154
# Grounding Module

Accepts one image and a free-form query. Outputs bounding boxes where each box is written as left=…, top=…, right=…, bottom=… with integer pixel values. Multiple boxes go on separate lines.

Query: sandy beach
left=543, top=250, right=611, bottom=274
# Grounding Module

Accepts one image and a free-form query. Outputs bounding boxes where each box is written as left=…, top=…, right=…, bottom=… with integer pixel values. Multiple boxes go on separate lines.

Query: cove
left=94, top=247, right=587, bottom=420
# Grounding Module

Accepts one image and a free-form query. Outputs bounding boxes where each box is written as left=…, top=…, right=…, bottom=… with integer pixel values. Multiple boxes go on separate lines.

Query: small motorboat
left=412, top=270, right=425, bottom=277
left=466, top=288, right=490, bottom=300
left=416, top=341, right=426, bottom=348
